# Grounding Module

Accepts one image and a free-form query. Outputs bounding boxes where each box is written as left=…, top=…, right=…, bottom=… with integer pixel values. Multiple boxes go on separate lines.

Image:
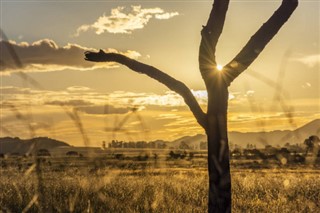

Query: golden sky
left=0, top=0, right=319, bottom=146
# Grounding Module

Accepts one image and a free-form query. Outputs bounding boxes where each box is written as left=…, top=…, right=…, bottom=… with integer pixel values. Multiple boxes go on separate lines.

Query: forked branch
left=85, top=50, right=207, bottom=129
left=224, top=0, right=298, bottom=84
left=203, top=0, right=230, bottom=54
left=199, top=0, right=230, bottom=81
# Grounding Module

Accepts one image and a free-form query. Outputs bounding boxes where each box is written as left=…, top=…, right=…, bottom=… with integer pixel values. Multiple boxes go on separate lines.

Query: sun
left=217, top=64, right=223, bottom=71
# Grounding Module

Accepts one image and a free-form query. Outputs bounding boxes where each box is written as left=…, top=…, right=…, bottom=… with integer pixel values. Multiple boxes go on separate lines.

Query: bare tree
left=84, top=0, right=298, bottom=212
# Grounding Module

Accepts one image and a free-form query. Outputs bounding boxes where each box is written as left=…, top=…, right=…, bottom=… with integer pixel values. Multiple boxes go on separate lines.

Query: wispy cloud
left=77, top=105, right=129, bottom=115
left=74, top=6, right=179, bottom=36
left=67, top=86, right=93, bottom=92
left=0, top=39, right=141, bottom=73
left=1, top=86, right=319, bottom=143
left=155, top=12, right=179, bottom=20
left=0, top=86, right=32, bottom=94
left=45, top=100, right=92, bottom=107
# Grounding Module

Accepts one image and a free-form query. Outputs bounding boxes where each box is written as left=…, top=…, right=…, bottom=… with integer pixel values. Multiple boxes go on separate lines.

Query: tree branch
left=85, top=50, right=207, bottom=129
left=199, top=0, right=230, bottom=81
left=224, top=0, right=298, bottom=85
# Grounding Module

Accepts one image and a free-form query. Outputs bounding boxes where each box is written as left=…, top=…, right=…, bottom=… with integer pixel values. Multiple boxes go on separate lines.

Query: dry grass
left=1, top=163, right=319, bottom=213
left=232, top=169, right=320, bottom=212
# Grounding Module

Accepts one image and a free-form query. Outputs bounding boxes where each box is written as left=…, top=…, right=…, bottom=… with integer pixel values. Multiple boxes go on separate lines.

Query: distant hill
left=170, top=134, right=206, bottom=149
left=168, top=130, right=293, bottom=149
left=168, top=119, right=320, bottom=149
left=151, top=139, right=169, bottom=148
left=281, top=119, right=320, bottom=144
left=1, top=120, right=318, bottom=153
left=0, top=137, right=70, bottom=154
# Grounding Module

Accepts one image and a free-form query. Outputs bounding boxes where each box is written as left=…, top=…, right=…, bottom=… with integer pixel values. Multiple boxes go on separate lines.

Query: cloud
left=293, top=54, right=320, bottom=68
left=0, top=39, right=141, bottom=73
left=2, top=84, right=319, bottom=142
left=191, top=89, right=237, bottom=104
left=74, top=6, right=179, bottom=36
left=145, top=105, right=188, bottom=112
left=67, top=86, right=93, bottom=92
left=45, top=100, right=92, bottom=106
left=301, top=82, right=312, bottom=89
left=155, top=12, right=179, bottom=20
left=0, top=86, right=31, bottom=94
left=245, top=90, right=255, bottom=97
left=77, top=105, right=129, bottom=115
left=156, top=113, right=182, bottom=120
left=107, top=90, right=208, bottom=107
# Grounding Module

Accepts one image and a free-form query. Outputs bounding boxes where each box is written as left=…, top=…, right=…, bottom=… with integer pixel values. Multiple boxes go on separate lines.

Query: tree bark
left=206, top=114, right=231, bottom=213
left=205, top=74, right=231, bottom=212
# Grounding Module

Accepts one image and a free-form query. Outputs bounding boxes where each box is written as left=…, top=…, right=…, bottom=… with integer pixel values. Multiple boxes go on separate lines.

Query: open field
left=1, top=157, right=319, bottom=213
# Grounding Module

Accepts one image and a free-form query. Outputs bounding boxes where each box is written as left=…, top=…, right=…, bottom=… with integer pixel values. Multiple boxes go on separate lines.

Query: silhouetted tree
left=243, top=149, right=265, bottom=160
left=304, top=135, right=319, bottom=156
left=189, top=152, right=195, bottom=160
left=102, top=141, right=106, bottom=150
left=85, top=0, right=298, bottom=212
left=169, top=151, right=180, bottom=159
left=292, top=153, right=305, bottom=164
left=66, top=151, right=79, bottom=156
left=137, top=153, right=149, bottom=161
left=153, top=153, right=158, bottom=160
left=231, top=149, right=241, bottom=159
left=37, top=149, right=51, bottom=157
left=179, top=141, right=191, bottom=150
left=114, top=153, right=124, bottom=160
left=10, top=152, right=21, bottom=157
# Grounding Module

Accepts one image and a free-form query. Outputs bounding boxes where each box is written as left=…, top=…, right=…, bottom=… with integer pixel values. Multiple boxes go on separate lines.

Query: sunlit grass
left=0, top=165, right=319, bottom=212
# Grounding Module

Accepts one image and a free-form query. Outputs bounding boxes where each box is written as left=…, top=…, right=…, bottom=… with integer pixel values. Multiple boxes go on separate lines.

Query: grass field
left=1, top=157, right=319, bottom=213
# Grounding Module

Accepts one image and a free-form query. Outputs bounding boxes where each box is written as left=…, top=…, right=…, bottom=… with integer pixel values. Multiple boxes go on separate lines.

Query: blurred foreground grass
left=1, top=163, right=319, bottom=213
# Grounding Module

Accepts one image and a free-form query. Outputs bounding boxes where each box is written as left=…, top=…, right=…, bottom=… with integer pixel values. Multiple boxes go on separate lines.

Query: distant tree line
left=1, top=136, right=318, bottom=164
left=107, top=140, right=167, bottom=149
left=231, top=136, right=320, bottom=164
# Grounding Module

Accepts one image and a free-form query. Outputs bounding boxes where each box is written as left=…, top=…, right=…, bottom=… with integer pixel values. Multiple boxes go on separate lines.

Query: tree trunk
left=206, top=75, right=231, bottom=212
left=206, top=114, right=231, bottom=212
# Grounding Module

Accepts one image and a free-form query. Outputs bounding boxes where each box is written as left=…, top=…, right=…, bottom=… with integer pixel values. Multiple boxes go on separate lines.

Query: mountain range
left=167, top=119, right=320, bottom=149
left=0, top=119, right=319, bottom=153
left=0, top=137, right=70, bottom=154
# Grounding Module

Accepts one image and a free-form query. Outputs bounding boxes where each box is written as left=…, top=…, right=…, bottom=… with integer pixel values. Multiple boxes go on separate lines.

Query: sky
left=0, top=0, right=319, bottom=147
